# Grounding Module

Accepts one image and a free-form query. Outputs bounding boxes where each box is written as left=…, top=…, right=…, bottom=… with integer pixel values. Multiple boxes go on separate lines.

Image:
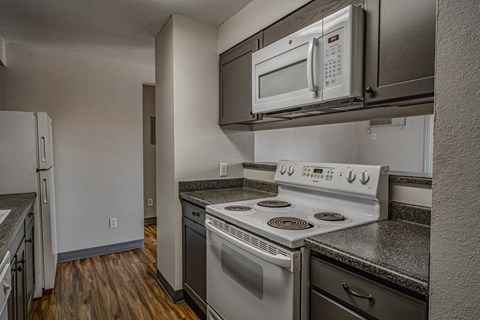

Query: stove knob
left=280, top=165, right=287, bottom=175
left=359, top=171, right=370, bottom=184
left=346, top=170, right=356, bottom=183
left=287, top=166, right=295, bottom=176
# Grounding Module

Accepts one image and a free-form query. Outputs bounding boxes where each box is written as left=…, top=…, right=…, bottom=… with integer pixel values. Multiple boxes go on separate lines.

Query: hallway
left=29, top=225, right=198, bottom=320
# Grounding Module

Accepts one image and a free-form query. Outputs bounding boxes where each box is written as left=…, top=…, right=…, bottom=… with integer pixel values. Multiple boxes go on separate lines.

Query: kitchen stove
left=205, top=160, right=389, bottom=320
left=207, top=160, right=389, bottom=249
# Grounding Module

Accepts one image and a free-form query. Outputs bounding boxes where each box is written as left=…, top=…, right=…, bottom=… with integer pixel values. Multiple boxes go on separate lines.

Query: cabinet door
left=8, top=256, right=16, bottom=320
left=263, top=0, right=364, bottom=47
left=311, top=290, right=367, bottom=320
left=219, top=33, right=262, bottom=125
left=183, top=218, right=206, bottom=313
left=24, top=221, right=35, bottom=314
left=364, top=0, right=435, bottom=104
left=13, top=240, right=26, bottom=320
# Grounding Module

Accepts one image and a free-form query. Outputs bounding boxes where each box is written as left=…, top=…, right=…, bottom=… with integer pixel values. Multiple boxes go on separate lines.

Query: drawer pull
left=342, top=283, right=375, bottom=303
left=192, top=211, right=201, bottom=217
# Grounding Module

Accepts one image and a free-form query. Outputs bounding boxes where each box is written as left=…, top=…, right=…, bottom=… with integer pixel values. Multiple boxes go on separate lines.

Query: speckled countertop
left=306, top=220, right=430, bottom=297
left=0, top=193, right=37, bottom=257
left=180, top=188, right=275, bottom=208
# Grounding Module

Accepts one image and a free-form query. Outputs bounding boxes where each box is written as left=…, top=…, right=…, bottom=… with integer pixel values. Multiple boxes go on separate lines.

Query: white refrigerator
left=0, top=111, right=58, bottom=298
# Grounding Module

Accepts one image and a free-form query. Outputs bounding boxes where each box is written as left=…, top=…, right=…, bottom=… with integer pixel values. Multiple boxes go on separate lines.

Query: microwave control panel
left=323, top=28, right=344, bottom=89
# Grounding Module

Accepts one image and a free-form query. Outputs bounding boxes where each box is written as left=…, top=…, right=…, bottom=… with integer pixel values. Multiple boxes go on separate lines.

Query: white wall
left=218, top=0, right=310, bottom=53
left=430, top=0, right=480, bottom=318
left=357, top=115, right=432, bottom=172
left=255, top=123, right=358, bottom=163
left=0, top=43, right=154, bottom=253
left=155, top=15, right=254, bottom=291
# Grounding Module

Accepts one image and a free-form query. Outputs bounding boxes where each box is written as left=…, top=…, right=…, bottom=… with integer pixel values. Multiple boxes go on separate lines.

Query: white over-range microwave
left=252, top=5, right=364, bottom=115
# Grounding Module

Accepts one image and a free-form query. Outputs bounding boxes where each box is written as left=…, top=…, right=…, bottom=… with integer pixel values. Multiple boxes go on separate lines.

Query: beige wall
left=0, top=43, right=154, bottom=253
left=218, top=0, right=310, bottom=53
left=430, top=0, right=480, bottom=318
left=155, top=15, right=254, bottom=291
left=143, top=84, right=156, bottom=219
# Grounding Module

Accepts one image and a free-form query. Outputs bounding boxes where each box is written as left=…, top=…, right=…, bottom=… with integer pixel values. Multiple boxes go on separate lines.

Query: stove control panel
left=301, top=166, right=335, bottom=181
left=275, top=160, right=389, bottom=200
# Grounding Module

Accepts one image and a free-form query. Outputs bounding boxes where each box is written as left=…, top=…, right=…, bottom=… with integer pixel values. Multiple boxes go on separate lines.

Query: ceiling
left=0, top=0, right=253, bottom=65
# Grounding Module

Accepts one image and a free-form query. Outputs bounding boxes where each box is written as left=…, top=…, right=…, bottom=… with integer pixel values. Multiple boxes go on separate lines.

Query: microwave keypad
left=323, top=30, right=344, bottom=88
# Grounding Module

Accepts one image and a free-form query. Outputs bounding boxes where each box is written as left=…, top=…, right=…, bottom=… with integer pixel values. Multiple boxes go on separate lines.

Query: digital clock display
left=313, top=168, right=323, bottom=174
left=328, top=35, right=339, bottom=43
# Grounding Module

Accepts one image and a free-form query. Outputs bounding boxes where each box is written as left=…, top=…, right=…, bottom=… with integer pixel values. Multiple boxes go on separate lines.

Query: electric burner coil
left=224, top=205, right=253, bottom=212
left=314, top=212, right=347, bottom=221
left=267, top=217, right=314, bottom=230
left=257, top=200, right=291, bottom=208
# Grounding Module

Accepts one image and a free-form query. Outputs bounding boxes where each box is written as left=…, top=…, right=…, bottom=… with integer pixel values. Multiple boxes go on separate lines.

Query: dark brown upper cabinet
left=364, top=0, right=436, bottom=105
left=263, top=0, right=364, bottom=47
left=219, top=32, right=263, bottom=125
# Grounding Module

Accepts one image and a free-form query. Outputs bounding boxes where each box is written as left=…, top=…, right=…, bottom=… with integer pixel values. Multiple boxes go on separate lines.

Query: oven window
left=259, top=59, right=308, bottom=99
left=221, top=244, right=264, bottom=299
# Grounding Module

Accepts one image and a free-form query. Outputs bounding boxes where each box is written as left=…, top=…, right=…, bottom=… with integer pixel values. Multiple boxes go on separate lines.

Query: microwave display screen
left=328, top=35, right=339, bottom=43
left=313, top=168, right=323, bottom=174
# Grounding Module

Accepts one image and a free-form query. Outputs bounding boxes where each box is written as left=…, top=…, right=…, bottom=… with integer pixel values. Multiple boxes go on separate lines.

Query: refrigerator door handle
left=41, top=136, right=47, bottom=163
left=42, top=178, right=49, bottom=204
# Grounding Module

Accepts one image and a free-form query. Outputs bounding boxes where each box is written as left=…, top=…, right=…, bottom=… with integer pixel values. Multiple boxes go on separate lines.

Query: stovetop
left=206, top=161, right=389, bottom=249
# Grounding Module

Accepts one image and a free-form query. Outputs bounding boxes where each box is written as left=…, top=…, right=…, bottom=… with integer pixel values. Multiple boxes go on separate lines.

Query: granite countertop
left=180, top=187, right=275, bottom=208
left=0, top=193, right=37, bottom=257
left=306, top=220, right=430, bottom=297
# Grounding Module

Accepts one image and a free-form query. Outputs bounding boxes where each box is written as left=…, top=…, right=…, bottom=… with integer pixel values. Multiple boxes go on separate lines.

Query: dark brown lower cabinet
left=182, top=201, right=206, bottom=319
left=25, top=219, right=35, bottom=312
left=310, top=257, right=427, bottom=320
left=8, top=211, right=35, bottom=320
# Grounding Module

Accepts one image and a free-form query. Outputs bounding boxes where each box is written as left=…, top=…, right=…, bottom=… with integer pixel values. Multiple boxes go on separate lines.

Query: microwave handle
left=307, top=38, right=318, bottom=93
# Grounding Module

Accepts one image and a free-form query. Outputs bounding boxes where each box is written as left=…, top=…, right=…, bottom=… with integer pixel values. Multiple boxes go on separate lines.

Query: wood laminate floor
left=30, top=224, right=199, bottom=320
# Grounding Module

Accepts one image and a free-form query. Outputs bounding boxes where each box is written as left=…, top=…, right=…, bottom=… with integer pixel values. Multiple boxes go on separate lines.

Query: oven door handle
left=206, top=220, right=295, bottom=271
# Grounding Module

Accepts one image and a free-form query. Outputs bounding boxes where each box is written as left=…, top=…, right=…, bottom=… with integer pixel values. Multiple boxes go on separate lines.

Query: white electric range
left=205, top=160, right=389, bottom=320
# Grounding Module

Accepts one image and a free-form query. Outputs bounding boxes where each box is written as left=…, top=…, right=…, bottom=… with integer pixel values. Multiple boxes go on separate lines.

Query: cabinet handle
left=342, top=283, right=375, bottom=303
left=15, top=261, right=24, bottom=272
left=192, top=211, right=201, bottom=217
left=26, top=239, right=32, bottom=243
left=364, top=86, right=374, bottom=94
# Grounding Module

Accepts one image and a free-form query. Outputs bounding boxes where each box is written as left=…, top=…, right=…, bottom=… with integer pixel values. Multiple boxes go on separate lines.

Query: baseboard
left=58, top=239, right=144, bottom=262
left=144, top=217, right=157, bottom=225
left=156, top=269, right=184, bottom=303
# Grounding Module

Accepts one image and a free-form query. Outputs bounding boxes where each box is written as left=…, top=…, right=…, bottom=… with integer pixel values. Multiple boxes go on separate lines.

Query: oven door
left=252, top=27, right=324, bottom=115
left=206, top=216, right=301, bottom=320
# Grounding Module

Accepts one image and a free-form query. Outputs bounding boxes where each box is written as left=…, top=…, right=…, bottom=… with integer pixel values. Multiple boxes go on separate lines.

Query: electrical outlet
left=219, top=163, right=228, bottom=177
left=109, top=217, right=117, bottom=228
left=147, top=198, right=154, bottom=207
left=372, top=133, right=377, bottom=140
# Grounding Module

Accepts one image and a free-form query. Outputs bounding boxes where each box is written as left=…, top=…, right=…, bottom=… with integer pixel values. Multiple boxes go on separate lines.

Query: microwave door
left=253, top=36, right=323, bottom=114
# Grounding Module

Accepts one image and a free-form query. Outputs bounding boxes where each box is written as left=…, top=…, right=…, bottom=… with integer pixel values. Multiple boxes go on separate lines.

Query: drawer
left=311, top=290, right=366, bottom=320
left=181, top=201, right=206, bottom=226
left=311, top=258, right=427, bottom=320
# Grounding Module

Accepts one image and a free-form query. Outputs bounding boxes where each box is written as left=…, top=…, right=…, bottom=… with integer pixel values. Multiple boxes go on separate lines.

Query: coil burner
left=225, top=205, right=253, bottom=212
left=267, top=217, right=314, bottom=230
left=257, top=200, right=291, bottom=208
left=314, top=212, right=347, bottom=222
